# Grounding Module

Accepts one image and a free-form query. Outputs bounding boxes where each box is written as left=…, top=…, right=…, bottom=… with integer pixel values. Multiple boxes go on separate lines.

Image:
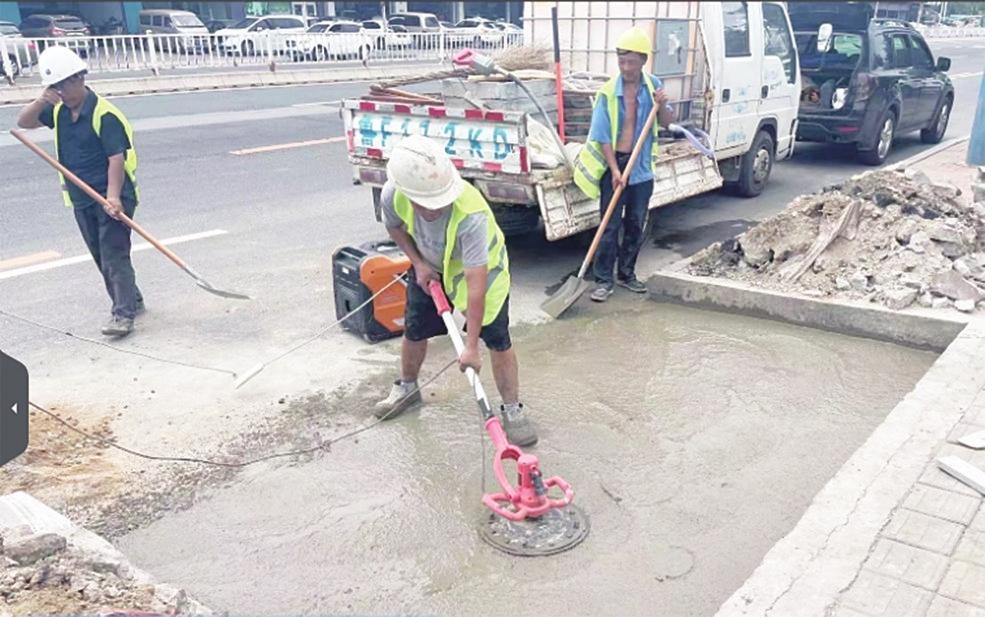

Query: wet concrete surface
left=117, top=299, right=936, bottom=617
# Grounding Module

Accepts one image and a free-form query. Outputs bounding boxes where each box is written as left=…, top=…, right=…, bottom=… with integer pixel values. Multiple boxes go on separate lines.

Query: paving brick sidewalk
left=831, top=392, right=985, bottom=617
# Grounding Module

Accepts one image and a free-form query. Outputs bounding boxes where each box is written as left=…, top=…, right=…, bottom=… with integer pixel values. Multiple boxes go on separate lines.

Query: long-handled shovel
left=540, top=101, right=659, bottom=319
left=12, top=130, right=250, bottom=301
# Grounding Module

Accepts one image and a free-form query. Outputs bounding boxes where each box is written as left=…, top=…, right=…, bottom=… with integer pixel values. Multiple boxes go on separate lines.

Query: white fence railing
left=913, top=24, right=985, bottom=38
left=1, top=30, right=524, bottom=82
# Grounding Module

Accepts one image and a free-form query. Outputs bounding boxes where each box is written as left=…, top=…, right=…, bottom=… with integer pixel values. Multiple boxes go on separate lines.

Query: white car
left=285, top=20, right=373, bottom=61
left=216, top=15, right=307, bottom=56
left=452, top=18, right=506, bottom=48
left=360, top=20, right=413, bottom=50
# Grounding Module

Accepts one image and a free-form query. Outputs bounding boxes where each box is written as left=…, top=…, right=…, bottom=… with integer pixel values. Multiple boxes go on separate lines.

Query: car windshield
left=796, top=32, right=865, bottom=70
left=172, top=14, right=203, bottom=27
left=0, top=23, right=18, bottom=34
left=229, top=18, right=256, bottom=29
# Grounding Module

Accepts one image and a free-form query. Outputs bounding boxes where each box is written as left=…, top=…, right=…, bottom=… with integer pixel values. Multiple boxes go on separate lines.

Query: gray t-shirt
left=380, top=181, right=488, bottom=273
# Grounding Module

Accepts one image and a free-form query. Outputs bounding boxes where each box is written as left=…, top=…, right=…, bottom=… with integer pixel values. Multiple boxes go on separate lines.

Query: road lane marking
left=951, top=71, right=984, bottom=79
left=0, top=229, right=228, bottom=281
left=0, top=251, right=62, bottom=272
left=229, top=136, right=346, bottom=155
left=291, top=100, right=340, bottom=108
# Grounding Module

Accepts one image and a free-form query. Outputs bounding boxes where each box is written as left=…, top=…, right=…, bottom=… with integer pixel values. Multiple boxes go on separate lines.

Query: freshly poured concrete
left=117, top=302, right=935, bottom=617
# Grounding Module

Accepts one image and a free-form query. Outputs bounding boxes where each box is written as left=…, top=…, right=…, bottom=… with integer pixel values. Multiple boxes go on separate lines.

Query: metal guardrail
left=0, top=30, right=524, bottom=83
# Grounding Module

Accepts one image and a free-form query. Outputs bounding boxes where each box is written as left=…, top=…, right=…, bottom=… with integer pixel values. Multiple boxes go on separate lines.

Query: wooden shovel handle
left=576, top=101, right=659, bottom=279
left=11, top=129, right=191, bottom=272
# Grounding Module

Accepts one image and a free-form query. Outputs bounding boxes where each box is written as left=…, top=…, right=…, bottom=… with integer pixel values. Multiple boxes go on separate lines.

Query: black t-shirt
left=40, top=89, right=137, bottom=209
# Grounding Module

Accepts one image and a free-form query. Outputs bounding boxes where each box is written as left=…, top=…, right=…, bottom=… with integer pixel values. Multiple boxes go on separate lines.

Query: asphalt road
left=0, top=38, right=982, bottom=399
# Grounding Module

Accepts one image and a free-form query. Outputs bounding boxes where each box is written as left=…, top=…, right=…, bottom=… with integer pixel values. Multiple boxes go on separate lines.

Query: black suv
left=790, top=4, right=953, bottom=165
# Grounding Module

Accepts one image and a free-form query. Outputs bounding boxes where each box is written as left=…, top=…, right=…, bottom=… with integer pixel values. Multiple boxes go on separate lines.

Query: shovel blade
left=540, top=276, right=591, bottom=319
left=195, top=279, right=251, bottom=301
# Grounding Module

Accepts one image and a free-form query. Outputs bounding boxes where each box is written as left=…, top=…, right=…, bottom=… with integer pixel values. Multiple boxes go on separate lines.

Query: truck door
left=760, top=2, right=800, bottom=160
left=712, top=2, right=766, bottom=158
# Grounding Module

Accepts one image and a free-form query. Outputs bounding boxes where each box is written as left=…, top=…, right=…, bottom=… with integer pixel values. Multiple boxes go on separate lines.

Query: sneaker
left=501, top=403, right=538, bottom=447
left=101, top=316, right=134, bottom=338
left=589, top=284, right=614, bottom=303
left=373, top=380, right=422, bottom=420
left=617, top=278, right=647, bottom=294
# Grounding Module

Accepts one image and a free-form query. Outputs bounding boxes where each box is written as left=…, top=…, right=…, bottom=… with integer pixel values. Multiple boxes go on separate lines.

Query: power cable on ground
left=27, top=357, right=458, bottom=469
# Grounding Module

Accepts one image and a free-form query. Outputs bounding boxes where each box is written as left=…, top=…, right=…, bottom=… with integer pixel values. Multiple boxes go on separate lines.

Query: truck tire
left=736, top=130, right=774, bottom=198
left=921, top=95, right=951, bottom=144
left=858, top=109, right=895, bottom=165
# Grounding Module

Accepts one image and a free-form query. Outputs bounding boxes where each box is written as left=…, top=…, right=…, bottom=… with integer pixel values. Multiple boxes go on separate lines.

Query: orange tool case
left=332, top=241, right=411, bottom=343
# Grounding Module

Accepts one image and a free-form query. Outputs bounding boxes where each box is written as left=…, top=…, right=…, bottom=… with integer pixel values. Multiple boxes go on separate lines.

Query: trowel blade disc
left=478, top=504, right=589, bottom=557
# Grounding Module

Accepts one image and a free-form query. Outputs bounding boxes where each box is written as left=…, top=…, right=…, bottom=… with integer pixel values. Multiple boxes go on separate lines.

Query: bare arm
left=457, top=265, right=487, bottom=373
left=16, top=89, right=60, bottom=129
left=106, top=153, right=125, bottom=202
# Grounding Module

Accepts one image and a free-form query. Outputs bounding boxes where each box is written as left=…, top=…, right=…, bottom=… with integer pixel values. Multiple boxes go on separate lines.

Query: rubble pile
left=0, top=528, right=200, bottom=616
left=688, top=169, right=985, bottom=312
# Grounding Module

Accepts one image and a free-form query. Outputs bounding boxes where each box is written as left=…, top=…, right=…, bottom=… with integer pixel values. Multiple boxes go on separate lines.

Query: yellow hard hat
left=616, top=26, right=651, bottom=56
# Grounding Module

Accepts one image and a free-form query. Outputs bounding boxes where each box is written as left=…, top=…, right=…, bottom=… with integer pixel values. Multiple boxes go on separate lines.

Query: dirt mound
left=688, top=169, right=985, bottom=312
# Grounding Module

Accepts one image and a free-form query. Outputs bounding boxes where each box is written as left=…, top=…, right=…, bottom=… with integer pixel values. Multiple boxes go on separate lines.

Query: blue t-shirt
left=588, top=74, right=664, bottom=186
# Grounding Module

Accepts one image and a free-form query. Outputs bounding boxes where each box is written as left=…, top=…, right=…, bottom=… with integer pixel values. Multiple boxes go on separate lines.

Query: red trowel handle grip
left=428, top=280, right=452, bottom=315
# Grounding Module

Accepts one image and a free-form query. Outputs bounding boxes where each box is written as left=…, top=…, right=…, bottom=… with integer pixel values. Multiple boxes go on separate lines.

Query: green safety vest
left=393, top=183, right=510, bottom=326
left=573, top=74, right=660, bottom=200
left=53, top=95, right=139, bottom=208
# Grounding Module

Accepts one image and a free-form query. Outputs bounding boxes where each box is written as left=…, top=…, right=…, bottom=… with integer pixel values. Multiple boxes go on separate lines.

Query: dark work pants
left=593, top=153, right=654, bottom=286
left=73, top=202, right=142, bottom=320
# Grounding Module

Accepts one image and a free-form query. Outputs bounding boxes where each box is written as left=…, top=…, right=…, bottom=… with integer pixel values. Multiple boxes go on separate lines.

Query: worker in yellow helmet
left=574, top=26, right=675, bottom=302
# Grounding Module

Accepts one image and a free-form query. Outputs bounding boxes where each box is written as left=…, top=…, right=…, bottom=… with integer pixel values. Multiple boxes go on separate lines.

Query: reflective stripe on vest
left=573, top=74, right=660, bottom=200
left=393, top=183, right=510, bottom=326
left=53, top=96, right=139, bottom=208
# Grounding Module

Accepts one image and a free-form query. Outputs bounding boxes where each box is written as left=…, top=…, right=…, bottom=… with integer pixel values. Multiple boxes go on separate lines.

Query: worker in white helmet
left=17, top=46, right=143, bottom=337
left=373, top=134, right=537, bottom=447
left=573, top=26, right=675, bottom=302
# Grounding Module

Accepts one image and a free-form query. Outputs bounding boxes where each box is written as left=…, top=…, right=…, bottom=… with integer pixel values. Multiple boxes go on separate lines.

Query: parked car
left=0, top=21, right=37, bottom=79
left=791, top=4, right=953, bottom=165
left=452, top=18, right=506, bottom=47
left=360, top=20, right=412, bottom=50
left=286, top=20, right=373, bottom=61
left=386, top=12, right=441, bottom=33
left=216, top=15, right=307, bottom=56
left=206, top=19, right=235, bottom=33
left=139, top=9, right=209, bottom=52
left=17, top=14, right=92, bottom=55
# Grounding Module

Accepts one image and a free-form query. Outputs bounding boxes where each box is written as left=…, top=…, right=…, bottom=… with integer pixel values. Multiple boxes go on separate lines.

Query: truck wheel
left=921, top=96, right=951, bottom=144
left=859, top=110, right=895, bottom=165
left=736, top=130, right=774, bottom=198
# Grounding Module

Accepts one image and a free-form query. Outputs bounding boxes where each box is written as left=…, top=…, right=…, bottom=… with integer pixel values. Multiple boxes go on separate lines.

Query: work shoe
left=101, top=316, right=134, bottom=338
left=589, top=284, right=614, bottom=303
left=373, top=379, right=422, bottom=420
left=135, top=299, right=146, bottom=316
left=617, top=278, right=648, bottom=294
left=501, top=403, right=538, bottom=447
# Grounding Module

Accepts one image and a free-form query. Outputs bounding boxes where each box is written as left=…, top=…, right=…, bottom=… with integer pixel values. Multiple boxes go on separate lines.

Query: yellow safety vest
left=573, top=74, right=660, bottom=200
left=393, top=183, right=510, bottom=326
left=53, top=95, right=139, bottom=208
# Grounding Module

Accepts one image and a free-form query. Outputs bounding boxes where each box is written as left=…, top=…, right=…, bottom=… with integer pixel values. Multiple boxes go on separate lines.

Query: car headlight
left=832, top=88, right=848, bottom=110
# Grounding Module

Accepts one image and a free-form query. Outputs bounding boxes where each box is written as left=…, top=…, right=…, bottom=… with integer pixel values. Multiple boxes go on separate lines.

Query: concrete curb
left=647, top=270, right=969, bottom=351
left=888, top=135, right=971, bottom=171
left=0, top=64, right=438, bottom=105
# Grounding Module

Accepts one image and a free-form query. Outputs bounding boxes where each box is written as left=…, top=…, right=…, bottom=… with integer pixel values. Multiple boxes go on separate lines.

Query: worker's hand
left=459, top=342, right=482, bottom=374
left=39, top=87, right=62, bottom=107
left=611, top=171, right=627, bottom=192
left=414, top=262, right=439, bottom=295
left=103, top=197, right=124, bottom=221
left=653, top=88, right=669, bottom=109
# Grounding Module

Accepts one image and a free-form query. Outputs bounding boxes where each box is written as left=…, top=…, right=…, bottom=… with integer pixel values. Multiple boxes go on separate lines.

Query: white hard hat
left=38, top=46, right=88, bottom=87
left=386, top=134, right=464, bottom=210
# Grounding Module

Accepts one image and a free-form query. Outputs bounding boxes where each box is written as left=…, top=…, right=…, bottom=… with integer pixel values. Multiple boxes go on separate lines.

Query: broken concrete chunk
left=932, top=296, right=954, bottom=309
left=930, top=270, right=984, bottom=301
left=917, top=291, right=934, bottom=308
left=835, top=277, right=851, bottom=291
left=895, top=219, right=918, bottom=244
left=899, top=273, right=923, bottom=289
left=927, top=221, right=965, bottom=245
left=954, top=258, right=973, bottom=277
left=956, top=299, right=977, bottom=312
left=5, top=533, right=67, bottom=566
left=849, top=271, right=869, bottom=291
left=903, top=168, right=932, bottom=185
left=882, top=288, right=917, bottom=310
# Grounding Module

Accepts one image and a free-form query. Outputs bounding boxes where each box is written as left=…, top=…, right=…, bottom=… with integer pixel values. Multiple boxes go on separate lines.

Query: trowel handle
left=428, top=280, right=495, bottom=421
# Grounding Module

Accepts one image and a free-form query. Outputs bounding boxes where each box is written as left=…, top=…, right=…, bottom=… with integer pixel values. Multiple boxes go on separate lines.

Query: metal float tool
left=428, top=280, right=589, bottom=556
left=12, top=129, right=250, bottom=301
